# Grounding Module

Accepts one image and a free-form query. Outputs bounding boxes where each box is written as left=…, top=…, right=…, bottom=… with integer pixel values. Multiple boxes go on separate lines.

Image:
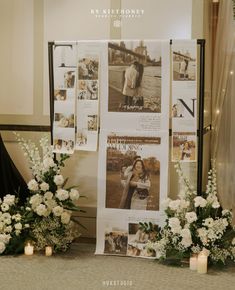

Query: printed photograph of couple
left=173, top=46, right=196, bottom=81
left=105, top=136, right=161, bottom=211
left=78, top=80, right=98, bottom=100
left=172, top=132, right=196, bottom=162
left=127, top=223, right=157, bottom=258
left=53, top=139, right=74, bottom=154
left=78, top=56, right=99, bottom=80
left=54, top=68, right=76, bottom=89
left=54, top=113, right=74, bottom=128
left=108, top=41, right=162, bottom=113
left=104, top=229, right=128, bottom=255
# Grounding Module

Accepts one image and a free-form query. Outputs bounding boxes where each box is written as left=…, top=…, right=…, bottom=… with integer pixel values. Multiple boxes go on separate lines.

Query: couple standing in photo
left=122, top=61, right=144, bottom=110
left=119, top=156, right=151, bottom=210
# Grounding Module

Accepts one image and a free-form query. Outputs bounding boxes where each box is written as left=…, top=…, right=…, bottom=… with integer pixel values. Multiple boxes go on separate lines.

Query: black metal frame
left=48, top=40, right=207, bottom=195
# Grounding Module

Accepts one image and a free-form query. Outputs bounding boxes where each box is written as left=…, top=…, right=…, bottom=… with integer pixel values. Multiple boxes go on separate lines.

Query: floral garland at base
left=146, top=162, right=235, bottom=265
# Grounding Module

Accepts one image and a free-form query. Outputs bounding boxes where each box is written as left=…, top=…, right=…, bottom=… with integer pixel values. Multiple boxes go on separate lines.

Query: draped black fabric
left=0, top=134, right=29, bottom=204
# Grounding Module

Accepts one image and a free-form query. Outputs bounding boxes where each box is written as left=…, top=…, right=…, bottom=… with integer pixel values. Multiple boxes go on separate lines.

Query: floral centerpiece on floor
left=146, top=162, right=235, bottom=265
left=15, top=133, right=83, bottom=252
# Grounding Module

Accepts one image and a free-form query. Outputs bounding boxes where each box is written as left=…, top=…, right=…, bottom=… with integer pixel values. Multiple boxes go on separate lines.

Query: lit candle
left=45, top=246, right=53, bottom=256
left=189, top=254, right=198, bottom=270
left=197, top=252, right=208, bottom=274
left=24, top=243, right=34, bottom=256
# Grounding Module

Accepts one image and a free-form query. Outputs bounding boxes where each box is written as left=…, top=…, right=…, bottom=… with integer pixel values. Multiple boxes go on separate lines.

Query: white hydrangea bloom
left=28, top=179, right=39, bottom=191
left=56, top=189, right=69, bottom=201
left=3, top=195, right=15, bottom=206
left=54, top=175, right=64, bottom=186
left=52, top=206, right=63, bottom=217
left=69, top=189, right=80, bottom=201
left=40, top=182, right=49, bottom=192
left=194, top=196, right=207, bottom=208
left=185, top=212, right=197, bottom=223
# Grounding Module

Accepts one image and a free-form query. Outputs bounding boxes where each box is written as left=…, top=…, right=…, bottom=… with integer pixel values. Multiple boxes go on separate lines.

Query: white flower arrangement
left=0, top=195, right=27, bottom=254
left=14, top=134, right=83, bottom=252
left=146, top=162, right=235, bottom=265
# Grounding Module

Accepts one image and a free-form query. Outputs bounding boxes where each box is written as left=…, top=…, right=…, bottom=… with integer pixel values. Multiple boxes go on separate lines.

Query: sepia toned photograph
left=172, top=46, right=196, bottom=81
left=105, top=135, right=161, bottom=211
left=87, top=115, right=98, bottom=131
left=76, top=130, right=88, bottom=146
left=127, top=223, right=157, bottom=257
left=78, top=56, right=99, bottom=80
left=53, top=139, right=74, bottom=153
left=108, top=41, right=162, bottom=113
left=78, top=80, right=99, bottom=100
left=104, top=229, right=128, bottom=255
left=54, top=113, right=75, bottom=128
left=54, top=89, right=67, bottom=101
left=172, top=132, right=196, bottom=161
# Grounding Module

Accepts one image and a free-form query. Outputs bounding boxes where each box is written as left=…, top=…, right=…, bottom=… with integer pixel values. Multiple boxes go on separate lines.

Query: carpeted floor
left=0, top=242, right=235, bottom=290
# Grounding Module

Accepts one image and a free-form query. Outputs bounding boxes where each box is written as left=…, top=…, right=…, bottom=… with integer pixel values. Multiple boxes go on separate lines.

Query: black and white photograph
left=78, top=56, right=99, bottom=80
left=54, top=113, right=75, bottom=128
left=87, top=115, right=98, bottom=131
left=78, top=80, right=99, bottom=100
left=108, top=41, right=162, bottom=113
left=127, top=223, right=157, bottom=257
left=172, top=45, right=196, bottom=81
left=104, top=229, right=128, bottom=255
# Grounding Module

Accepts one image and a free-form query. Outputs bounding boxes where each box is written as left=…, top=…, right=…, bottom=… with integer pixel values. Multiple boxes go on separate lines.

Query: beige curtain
left=211, top=0, right=235, bottom=214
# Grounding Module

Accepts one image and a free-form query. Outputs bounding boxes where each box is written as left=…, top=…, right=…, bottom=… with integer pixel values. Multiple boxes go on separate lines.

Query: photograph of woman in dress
left=119, top=159, right=151, bottom=210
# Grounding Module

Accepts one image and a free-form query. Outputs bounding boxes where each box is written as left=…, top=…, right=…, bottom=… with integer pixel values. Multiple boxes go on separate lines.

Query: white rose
left=69, top=189, right=80, bottom=201
left=1, top=203, right=9, bottom=212
left=43, top=191, right=53, bottom=201
left=169, top=217, right=181, bottom=234
left=0, top=242, right=6, bottom=254
left=56, top=189, right=69, bottom=201
left=180, top=200, right=190, bottom=209
left=3, top=194, right=15, bottom=206
left=14, top=223, right=22, bottom=230
left=45, top=199, right=57, bottom=210
left=1, top=213, right=11, bottom=225
left=28, top=179, right=39, bottom=191
left=194, top=196, right=207, bottom=208
left=181, top=228, right=191, bottom=239
left=52, top=206, right=63, bottom=217
left=185, top=212, right=197, bottom=223
left=169, top=200, right=181, bottom=211
left=43, top=157, right=55, bottom=170
left=61, top=211, right=71, bottom=224
left=40, top=182, right=49, bottom=192
left=54, top=175, right=64, bottom=186
left=29, top=194, right=43, bottom=209
left=35, top=204, right=47, bottom=216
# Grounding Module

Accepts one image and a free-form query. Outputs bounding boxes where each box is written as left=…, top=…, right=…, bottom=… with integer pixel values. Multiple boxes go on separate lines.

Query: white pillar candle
left=197, top=253, right=208, bottom=274
left=45, top=246, right=53, bottom=256
left=189, top=255, right=198, bottom=270
left=24, top=243, right=34, bottom=256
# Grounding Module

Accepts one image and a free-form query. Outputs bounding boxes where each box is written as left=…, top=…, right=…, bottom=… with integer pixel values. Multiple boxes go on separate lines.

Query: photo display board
left=49, top=40, right=198, bottom=258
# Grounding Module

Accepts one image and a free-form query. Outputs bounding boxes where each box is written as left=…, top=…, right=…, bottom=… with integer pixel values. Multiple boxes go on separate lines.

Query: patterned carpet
left=0, top=243, right=235, bottom=290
